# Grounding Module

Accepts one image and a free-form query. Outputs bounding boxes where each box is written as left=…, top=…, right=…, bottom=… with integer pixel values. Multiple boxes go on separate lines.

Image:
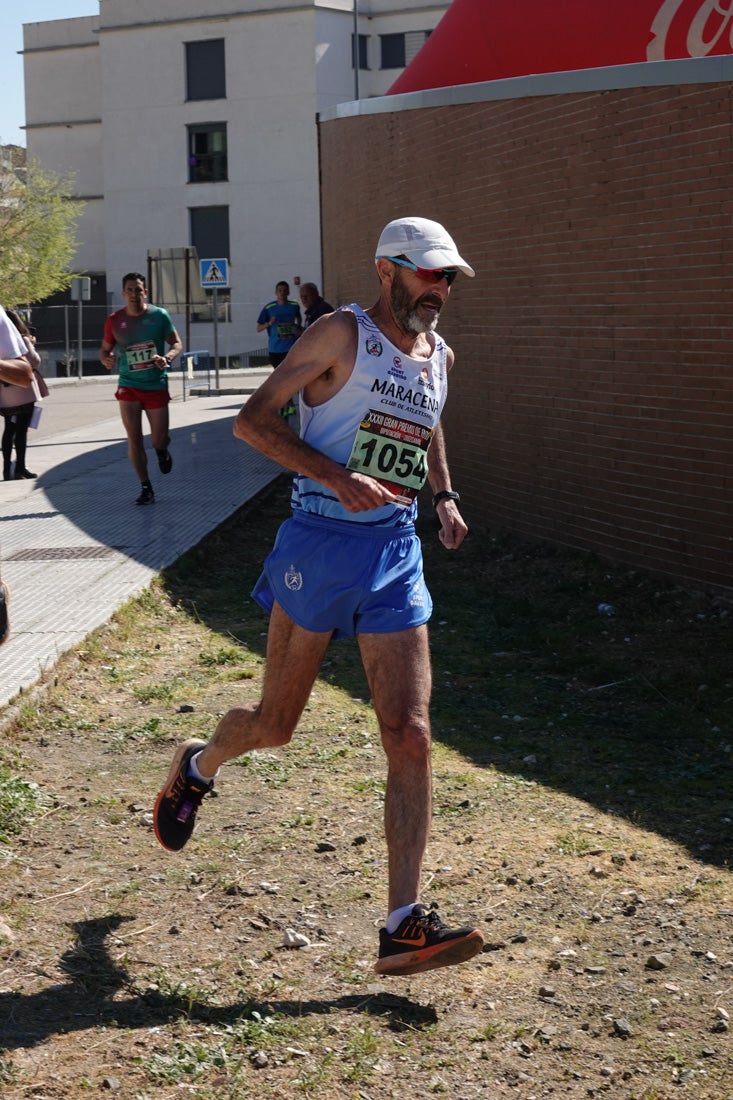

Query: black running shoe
left=0, top=581, right=10, bottom=647
left=153, top=739, right=212, bottom=851
left=136, top=485, right=155, bottom=505
left=374, top=905, right=484, bottom=976
left=157, top=449, right=173, bottom=475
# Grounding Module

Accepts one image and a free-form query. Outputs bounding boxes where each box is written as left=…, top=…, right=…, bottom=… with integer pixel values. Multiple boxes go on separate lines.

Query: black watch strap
left=432, top=489, right=460, bottom=509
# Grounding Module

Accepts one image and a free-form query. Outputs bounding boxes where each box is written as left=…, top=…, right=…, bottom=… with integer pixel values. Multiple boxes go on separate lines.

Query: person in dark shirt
left=299, top=282, right=333, bottom=329
left=257, top=281, right=302, bottom=418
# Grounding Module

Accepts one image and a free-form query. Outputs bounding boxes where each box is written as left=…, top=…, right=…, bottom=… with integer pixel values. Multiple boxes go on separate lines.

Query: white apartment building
left=22, top=0, right=449, bottom=360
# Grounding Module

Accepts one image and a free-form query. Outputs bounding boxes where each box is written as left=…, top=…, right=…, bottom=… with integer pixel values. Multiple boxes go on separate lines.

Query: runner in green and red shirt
left=100, top=272, right=182, bottom=505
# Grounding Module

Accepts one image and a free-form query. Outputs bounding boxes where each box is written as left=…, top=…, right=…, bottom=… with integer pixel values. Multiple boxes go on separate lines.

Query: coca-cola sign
left=648, top=0, right=733, bottom=60
left=389, top=0, right=733, bottom=97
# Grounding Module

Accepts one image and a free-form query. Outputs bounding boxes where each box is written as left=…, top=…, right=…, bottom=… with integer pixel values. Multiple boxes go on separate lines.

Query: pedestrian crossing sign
left=200, top=258, right=229, bottom=288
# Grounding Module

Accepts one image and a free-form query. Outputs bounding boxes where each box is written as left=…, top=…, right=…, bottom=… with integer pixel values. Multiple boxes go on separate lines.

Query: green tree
left=0, top=161, right=84, bottom=305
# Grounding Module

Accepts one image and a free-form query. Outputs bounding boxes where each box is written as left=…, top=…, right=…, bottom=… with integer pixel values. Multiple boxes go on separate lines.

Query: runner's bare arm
left=99, top=339, right=115, bottom=371
left=153, top=328, right=183, bottom=369
left=234, top=310, right=399, bottom=513
left=427, top=415, right=468, bottom=551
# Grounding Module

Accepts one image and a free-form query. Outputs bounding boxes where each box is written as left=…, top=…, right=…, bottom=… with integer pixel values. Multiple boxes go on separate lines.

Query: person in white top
left=0, top=304, right=34, bottom=644
left=0, top=306, right=33, bottom=387
left=2, top=310, right=43, bottom=480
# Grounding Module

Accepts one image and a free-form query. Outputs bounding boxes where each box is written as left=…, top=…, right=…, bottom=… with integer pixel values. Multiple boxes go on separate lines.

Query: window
left=185, top=39, right=226, bottom=101
left=190, top=205, right=230, bottom=259
left=380, top=30, right=430, bottom=70
left=188, top=123, right=228, bottom=183
left=351, top=33, right=369, bottom=71
left=190, top=205, right=230, bottom=321
left=380, top=33, right=405, bottom=69
left=406, top=30, right=430, bottom=64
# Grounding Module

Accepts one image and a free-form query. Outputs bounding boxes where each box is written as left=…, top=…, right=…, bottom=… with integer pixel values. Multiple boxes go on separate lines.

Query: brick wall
left=318, top=78, right=733, bottom=594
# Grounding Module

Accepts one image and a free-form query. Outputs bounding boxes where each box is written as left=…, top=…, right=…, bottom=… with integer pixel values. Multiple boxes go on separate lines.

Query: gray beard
left=390, top=273, right=440, bottom=335
left=403, top=309, right=438, bottom=335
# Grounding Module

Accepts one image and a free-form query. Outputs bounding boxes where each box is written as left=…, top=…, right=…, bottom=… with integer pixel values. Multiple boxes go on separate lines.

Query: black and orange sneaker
left=374, top=905, right=484, bottom=977
left=153, top=739, right=212, bottom=851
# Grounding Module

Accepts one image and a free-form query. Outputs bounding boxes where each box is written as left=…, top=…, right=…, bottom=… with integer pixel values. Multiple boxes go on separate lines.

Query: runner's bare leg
left=358, top=625, right=433, bottom=913
left=195, top=601, right=333, bottom=775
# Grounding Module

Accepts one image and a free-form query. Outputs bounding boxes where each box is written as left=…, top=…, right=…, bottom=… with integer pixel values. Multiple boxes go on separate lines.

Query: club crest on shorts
left=284, top=565, right=303, bottom=591
left=365, top=337, right=382, bottom=356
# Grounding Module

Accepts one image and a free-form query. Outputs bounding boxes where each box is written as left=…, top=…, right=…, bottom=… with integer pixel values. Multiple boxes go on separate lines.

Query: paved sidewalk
left=0, top=372, right=281, bottom=710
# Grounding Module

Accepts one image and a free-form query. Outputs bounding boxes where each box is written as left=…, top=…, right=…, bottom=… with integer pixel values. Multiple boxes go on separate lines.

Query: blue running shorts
left=251, top=511, right=432, bottom=639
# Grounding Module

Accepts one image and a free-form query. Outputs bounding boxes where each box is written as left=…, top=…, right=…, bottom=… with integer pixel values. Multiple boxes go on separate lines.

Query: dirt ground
left=0, top=483, right=731, bottom=1099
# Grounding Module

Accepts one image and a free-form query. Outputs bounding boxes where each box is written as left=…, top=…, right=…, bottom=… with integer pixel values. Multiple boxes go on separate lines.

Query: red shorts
left=115, top=386, right=170, bottom=410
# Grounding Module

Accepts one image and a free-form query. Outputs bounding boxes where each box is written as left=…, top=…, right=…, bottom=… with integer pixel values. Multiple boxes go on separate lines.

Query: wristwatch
left=432, top=489, right=460, bottom=509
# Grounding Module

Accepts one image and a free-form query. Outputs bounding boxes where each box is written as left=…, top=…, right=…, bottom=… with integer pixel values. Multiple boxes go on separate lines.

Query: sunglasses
left=386, top=256, right=458, bottom=286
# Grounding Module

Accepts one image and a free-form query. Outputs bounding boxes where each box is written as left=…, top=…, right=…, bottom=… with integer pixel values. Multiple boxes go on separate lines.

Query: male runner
left=154, top=217, right=484, bottom=976
left=100, top=273, right=182, bottom=504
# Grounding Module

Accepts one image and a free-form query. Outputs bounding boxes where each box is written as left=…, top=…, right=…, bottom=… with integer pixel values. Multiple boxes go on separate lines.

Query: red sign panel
left=388, top=0, right=733, bottom=96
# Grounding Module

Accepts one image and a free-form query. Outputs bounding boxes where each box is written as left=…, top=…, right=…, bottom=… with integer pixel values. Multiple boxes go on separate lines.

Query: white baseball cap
left=375, top=216, right=475, bottom=277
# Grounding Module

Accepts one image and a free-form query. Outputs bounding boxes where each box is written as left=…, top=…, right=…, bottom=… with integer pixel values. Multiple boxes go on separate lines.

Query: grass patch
left=0, top=474, right=731, bottom=1100
left=0, top=768, right=44, bottom=840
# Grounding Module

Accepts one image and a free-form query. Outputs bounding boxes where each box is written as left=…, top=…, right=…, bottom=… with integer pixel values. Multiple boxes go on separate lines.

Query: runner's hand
left=436, top=499, right=468, bottom=550
left=333, top=471, right=399, bottom=513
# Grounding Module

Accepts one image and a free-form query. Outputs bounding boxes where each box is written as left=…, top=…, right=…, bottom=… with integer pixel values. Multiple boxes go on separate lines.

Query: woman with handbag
left=1, top=310, right=45, bottom=481
left=0, top=305, right=34, bottom=644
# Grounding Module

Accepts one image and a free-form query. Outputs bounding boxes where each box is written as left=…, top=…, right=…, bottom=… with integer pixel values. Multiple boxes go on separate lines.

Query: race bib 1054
left=346, top=409, right=434, bottom=506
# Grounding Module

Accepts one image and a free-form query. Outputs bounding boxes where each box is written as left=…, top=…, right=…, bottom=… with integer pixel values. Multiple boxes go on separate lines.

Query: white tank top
left=293, top=304, right=448, bottom=528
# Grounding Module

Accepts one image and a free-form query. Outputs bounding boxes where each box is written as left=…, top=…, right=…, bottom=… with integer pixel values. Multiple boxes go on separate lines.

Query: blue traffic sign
left=200, top=258, right=229, bottom=288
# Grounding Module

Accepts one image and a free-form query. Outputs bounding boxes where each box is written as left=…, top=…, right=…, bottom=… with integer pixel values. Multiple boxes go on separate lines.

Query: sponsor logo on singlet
left=418, top=366, right=435, bottom=391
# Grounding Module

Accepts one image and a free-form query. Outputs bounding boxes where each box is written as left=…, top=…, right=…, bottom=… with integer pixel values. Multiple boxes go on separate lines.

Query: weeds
left=0, top=768, right=43, bottom=840
left=0, top=476, right=731, bottom=1099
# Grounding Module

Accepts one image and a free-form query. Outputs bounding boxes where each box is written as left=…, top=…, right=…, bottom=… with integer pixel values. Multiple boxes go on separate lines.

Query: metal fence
left=18, top=304, right=109, bottom=378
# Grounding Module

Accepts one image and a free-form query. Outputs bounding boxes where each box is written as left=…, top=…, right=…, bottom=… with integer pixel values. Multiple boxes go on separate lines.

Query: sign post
left=199, top=259, right=229, bottom=389
left=70, top=276, right=91, bottom=379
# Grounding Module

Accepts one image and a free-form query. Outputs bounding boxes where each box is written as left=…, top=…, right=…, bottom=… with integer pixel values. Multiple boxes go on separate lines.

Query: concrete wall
left=23, top=17, right=103, bottom=272
left=318, top=58, right=733, bottom=594
left=94, top=8, right=323, bottom=353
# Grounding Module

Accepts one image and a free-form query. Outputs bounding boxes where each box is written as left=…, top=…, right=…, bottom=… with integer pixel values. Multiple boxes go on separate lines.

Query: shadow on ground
left=21, top=405, right=278, bottom=571
left=161, top=476, right=733, bottom=872
left=0, top=915, right=436, bottom=1053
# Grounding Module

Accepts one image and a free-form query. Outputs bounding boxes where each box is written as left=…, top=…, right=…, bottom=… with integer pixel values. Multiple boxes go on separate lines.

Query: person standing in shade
left=0, top=304, right=34, bottom=644
left=154, top=216, right=485, bottom=977
left=299, top=282, right=334, bottom=329
left=1, top=310, right=44, bottom=481
left=99, top=273, right=182, bottom=505
left=257, top=281, right=301, bottom=417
